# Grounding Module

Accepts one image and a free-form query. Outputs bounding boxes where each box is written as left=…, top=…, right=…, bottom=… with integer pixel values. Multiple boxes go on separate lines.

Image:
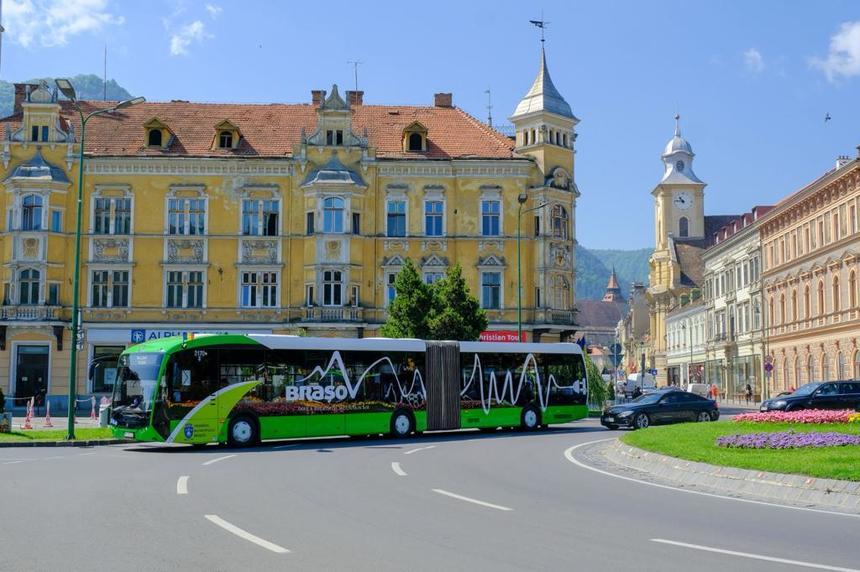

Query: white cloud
left=169, top=20, right=209, bottom=56
left=205, top=4, right=222, bottom=19
left=5, top=0, right=124, bottom=48
left=811, top=20, right=860, bottom=82
left=743, top=48, right=765, bottom=74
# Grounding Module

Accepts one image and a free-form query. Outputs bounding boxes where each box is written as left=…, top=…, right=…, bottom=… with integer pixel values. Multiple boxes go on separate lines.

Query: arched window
left=822, top=353, right=830, bottom=381
left=791, top=289, right=798, bottom=322
left=322, top=197, right=344, bottom=233
left=18, top=268, right=40, bottom=305
left=793, top=355, right=801, bottom=390
left=408, top=132, right=423, bottom=152
left=551, top=205, right=569, bottom=239
left=779, top=294, right=786, bottom=324
left=833, top=276, right=841, bottom=312
left=804, top=285, right=811, bottom=318
left=838, top=352, right=846, bottom=379
left=817, top=281, right=825, bottom=316
left=553, top=275, right=570, bottom=309
left=807, top=354, right=816, bottom=383
left=850, top=271, right=857, bottom=308
left=768, top=297, right=774, bottom=326
left=148, top=129, right=162, bottom=147
left=22, top=194, right=43, bottom=231
left=218, top=130, right=233, bottom=148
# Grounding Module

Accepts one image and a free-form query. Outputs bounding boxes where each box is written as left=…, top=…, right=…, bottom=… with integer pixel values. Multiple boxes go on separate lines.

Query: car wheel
left=390, top=410, right=414, bottom=438
left=521, top=405, right=540, bottom=431
left=227, top=415, right=258, bottom=448
left=696, top=411, right=711, bottom=423
left=633, top=413, right=650, bottom=429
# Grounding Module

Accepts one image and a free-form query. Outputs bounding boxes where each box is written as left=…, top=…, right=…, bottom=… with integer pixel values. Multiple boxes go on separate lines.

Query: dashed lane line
left=176, top=476, right=189, bottom=495
left=404, top=445, right=436, bottom=455
left=202, top=454, right=236, bottom=466
left=651, top=539, right=860, bottom=572
left=205, top=514, right=290, bottom=554
left=432, top=489, right=513, bottom=512
left=564, top=439, right=860, bottom=520
left=391, top=462, right=407, bottom=477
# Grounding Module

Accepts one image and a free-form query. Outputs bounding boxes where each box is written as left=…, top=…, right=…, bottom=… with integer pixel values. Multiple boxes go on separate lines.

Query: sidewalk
left=8, top=415, right=102, bottom=431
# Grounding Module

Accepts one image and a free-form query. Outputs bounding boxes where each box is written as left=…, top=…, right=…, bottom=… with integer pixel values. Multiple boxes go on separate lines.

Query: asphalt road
left=1, top=413, right=857, bottom=572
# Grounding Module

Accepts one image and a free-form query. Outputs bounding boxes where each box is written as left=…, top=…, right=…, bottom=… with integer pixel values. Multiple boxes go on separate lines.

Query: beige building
left=760, top=151, right=860, bottom=393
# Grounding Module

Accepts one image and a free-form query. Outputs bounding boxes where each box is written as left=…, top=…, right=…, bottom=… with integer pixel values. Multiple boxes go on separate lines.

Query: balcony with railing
left=303, top=306, right=364, bottom=323
left=0, top=305, right=61, bottom=321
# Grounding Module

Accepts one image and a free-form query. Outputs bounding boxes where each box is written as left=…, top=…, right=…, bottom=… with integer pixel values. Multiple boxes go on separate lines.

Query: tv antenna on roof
left=484, top=88, right=493, bottom=127
left=347, top=60, right=362, bottom=92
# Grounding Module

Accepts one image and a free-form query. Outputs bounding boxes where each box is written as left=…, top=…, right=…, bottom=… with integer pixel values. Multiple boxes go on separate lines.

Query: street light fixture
left=516, top=193, right=547, bottom=342
left=56, top=79, right=144, bottom=440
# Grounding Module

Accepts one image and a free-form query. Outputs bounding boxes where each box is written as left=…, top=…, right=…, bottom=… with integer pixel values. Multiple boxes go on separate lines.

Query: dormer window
left=148, top=129, right=163, bottom=147
left=403, top=121, right=428, bottom=152
left=213, top=120, right=240, bottom=150
left=219, top=131, right=233, bottom=148
left=325, top=130, right=344, bottom=146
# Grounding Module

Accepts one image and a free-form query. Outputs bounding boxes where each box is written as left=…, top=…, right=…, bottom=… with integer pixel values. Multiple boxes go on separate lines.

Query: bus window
left=544, top=353, right=587, bottom=405
left=166, top=349, right=219, bottom=413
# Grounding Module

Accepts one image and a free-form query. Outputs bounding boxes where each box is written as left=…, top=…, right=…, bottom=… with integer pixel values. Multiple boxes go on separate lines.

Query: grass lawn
left=0, top=428, right=115, bottom=443
left=621, top=421, right=860, bottom=481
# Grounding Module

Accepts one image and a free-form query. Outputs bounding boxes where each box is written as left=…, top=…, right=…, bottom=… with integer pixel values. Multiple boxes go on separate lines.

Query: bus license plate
left=124, top=432, right=134, bottom=439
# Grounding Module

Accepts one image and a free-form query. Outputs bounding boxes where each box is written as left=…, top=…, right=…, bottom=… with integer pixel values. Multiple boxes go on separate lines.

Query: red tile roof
left=1, top=100, right=517, bottom=160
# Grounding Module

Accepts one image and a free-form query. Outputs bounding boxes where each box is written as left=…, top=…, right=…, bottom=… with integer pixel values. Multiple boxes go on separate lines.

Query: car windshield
left=790, top=383, right=821, bottom=397
left=632, top=393, right=662, bottom=405
left=111, top=352, right=164, bottom=428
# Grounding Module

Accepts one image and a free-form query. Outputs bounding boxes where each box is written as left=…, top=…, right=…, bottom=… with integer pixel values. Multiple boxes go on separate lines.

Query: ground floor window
left=14, top=345, right=49, bottom=400
left=91, top=345, right=124, bottom=393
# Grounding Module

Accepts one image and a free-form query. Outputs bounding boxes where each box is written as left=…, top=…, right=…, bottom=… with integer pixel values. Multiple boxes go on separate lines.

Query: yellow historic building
left=0, top=50, right=579, bottom=409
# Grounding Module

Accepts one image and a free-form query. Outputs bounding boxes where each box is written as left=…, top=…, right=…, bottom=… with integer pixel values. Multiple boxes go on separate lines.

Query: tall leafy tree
left=380, top=258, right=434, bottom=339
left=428, top=264, right=487, bottom=341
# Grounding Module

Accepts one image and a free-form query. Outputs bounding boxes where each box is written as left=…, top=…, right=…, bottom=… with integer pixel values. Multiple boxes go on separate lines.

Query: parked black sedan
left=759, top=381, right=860, bottom=411
left=601, top=389, right=719, bottom=430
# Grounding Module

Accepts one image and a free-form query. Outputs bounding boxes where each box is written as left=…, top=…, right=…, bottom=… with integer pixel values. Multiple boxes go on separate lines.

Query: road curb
left=604, top=440, right=860, bottom=511
left=0, top=439, right=125, bottom=448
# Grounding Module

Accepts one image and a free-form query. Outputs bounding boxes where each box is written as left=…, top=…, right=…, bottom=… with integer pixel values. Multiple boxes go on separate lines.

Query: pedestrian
left=709, top=383, right=718, bottom=402
left=744, top=383, right=753, bottom=404
left=632, top=386, right=642, bottom=400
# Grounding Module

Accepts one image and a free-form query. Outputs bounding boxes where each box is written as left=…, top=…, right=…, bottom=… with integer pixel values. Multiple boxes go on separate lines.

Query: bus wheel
left=390, top=410, right=414, bottom=438
left=520, top=405, right=540, bottom=431
left=228, top=415, right=258, bottom=448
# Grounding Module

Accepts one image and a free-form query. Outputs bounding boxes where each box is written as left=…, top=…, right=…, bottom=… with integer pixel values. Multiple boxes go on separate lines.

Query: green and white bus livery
left=110, top=334, right=588, bottom=446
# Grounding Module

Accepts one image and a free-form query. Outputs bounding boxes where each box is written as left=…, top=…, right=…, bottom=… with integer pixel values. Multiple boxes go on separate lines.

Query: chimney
left=311, top=90, right=327, bottom=106
left=346, top=90, right=364, bottom=106
left=13, top=83, right=37, bottom=114
left=434, top=92, right=453, bottom=108
left=836, top=155, right=851, bottom=169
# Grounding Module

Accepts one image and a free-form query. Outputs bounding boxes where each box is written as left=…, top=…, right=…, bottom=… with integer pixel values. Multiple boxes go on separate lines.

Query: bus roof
left=248, top=335, right=425, bottom=353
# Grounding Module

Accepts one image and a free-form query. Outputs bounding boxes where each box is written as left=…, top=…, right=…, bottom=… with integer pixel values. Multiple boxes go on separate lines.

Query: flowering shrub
left=849, top=413, right=860, bottom=424
left=733, top=409, right=855, bottom=424
left=717, top=431, right=860, bottom=449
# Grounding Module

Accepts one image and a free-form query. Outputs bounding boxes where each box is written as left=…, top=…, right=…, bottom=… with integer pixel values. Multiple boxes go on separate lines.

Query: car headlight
left=772, top=400, right=787, bottom=408
left=617, top=410, right=633, bottom=418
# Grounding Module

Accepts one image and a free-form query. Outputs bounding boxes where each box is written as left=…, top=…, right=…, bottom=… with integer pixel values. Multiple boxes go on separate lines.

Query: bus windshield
left=110, top=352, right=164, bottom=428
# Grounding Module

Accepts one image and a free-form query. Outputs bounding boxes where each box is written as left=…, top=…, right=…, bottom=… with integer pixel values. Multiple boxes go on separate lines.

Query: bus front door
left=425, top=342, right=461, bottom=431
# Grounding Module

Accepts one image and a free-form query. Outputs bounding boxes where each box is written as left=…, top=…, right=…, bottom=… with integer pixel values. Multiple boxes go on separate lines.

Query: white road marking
left=204, top=514, right=290, bottom=554
left=391, top=462, right=407, bottom=476
left=651, top=538, right=860, bottom=572
left=3, top=460, right=25, bottom=465
left=432, top=489, right=513, bottom=511
left=202, top=454, right=236, bottom=466
left=77, top=452, right=97, bottom=457
left=564, top=439, right=860, bottom=520
left=176, top=476, right=189, bottom=495
left=273, top=444, right=296, bottom=450
left=404, top=445, right=436, bottom=455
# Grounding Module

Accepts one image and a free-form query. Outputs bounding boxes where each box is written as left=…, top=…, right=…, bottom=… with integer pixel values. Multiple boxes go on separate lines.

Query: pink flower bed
left=733, top=409, right=855, bottom=424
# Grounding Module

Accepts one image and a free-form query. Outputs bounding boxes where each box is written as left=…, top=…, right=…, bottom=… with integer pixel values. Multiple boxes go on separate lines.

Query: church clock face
left=673, top=191, right=693, bottom=211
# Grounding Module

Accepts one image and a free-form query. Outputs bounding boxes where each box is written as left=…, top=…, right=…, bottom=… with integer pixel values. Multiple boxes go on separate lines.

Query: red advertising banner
left=479, top=330, right=526, bottom=342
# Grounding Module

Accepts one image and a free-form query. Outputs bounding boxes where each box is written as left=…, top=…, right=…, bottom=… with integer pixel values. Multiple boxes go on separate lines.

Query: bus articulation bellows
left=109, top=334, right=588, bottom=446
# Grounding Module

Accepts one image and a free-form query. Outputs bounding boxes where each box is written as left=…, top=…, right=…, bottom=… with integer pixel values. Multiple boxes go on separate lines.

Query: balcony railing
left=547, top=310, right=575, bottom=325
left=0, top=306, right=60, bottom=321
left=303, top=306, right=364, bottom=322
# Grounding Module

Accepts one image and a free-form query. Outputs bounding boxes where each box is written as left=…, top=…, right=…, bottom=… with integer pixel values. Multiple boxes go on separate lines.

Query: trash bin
left=98, top=404, right=110, bottom=427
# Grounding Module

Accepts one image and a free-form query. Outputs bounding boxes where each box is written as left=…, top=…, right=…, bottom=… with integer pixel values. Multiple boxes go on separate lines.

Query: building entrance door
left=15, top=345, right=50, bottom=400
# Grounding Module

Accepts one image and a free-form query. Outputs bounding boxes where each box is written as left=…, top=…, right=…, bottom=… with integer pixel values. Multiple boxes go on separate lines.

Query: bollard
left=22, top=398, right=34, bottom=430
left=43, top=400, right=54, bottom=428
left=89, top=396, right=97, bottom=422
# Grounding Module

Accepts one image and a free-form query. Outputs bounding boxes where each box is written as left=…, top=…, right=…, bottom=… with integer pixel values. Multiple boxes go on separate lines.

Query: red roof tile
left=1, top=100, right=517, bottom=160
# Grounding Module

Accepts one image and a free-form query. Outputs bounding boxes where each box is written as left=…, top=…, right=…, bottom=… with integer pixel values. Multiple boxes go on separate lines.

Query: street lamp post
left=55, top=79, right=144, bottom=440
left=516, top=193, right=546, bottom=342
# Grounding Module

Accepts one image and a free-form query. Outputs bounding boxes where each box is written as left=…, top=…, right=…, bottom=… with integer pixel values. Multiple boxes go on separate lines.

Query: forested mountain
left=0, top=75, right=133, bottom=117
left=576, top=245, right=650, bottom=300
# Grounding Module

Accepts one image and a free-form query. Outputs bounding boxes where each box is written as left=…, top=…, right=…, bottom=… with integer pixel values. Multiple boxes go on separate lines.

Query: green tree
left=584, top=354, right=608, bottom=407
left=428, top=264, right=487, bottom=341
left=380, top=258, right=434, bottom=339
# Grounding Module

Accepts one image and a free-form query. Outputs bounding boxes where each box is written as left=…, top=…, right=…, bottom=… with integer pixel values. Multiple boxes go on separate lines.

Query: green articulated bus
left=109, top=334, right=588, bottom=446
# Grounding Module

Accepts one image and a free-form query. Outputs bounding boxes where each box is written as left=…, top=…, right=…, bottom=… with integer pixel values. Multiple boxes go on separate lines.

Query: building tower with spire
left=508, top=29, right=579, bottom=340
left=602, top=267, right=624, bottom=303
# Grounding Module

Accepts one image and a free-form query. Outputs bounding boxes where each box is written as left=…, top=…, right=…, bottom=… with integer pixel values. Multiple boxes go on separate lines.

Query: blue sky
left=2, top=0, right=859, bottom=249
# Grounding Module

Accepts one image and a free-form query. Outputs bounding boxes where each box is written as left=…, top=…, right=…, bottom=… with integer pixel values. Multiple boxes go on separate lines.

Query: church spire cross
left=674, top=113, right=681, bottom=137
